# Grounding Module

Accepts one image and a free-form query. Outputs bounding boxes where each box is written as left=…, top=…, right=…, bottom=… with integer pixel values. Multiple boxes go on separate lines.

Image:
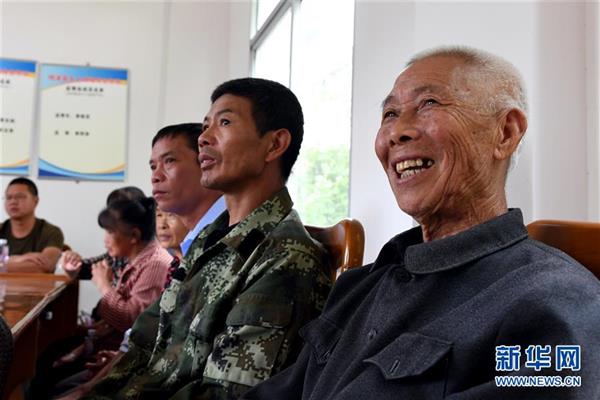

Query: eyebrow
left=381, top=95, right=395, bottom=109
left=204, top=108, right=235, bottom=123
left=381, top=84, right=446, bottom=109
left=149, top=150, right=176, bottom=165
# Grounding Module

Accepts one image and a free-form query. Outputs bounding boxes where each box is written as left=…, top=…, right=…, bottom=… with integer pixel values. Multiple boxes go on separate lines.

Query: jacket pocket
left=364, top=332, right=452, bottom=380
left=203, top=294, right=294, bottom=387
left=225, top=293, right=293, bottom=328
left=299, top=316, right=342, bottom=365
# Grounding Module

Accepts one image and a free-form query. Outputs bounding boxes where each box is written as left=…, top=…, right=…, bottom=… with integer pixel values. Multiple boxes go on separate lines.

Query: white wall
left=586, top=1, right=600, bottom=221
left=0, top=0, right=251, bottom=311
left=533, top=3, right=588, bottom=221
left=349, top=1, right=417, bottom=264
left=351, top=1, right=599, bottom=262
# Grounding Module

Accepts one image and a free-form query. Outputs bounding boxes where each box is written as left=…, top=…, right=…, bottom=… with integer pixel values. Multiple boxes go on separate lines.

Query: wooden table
left=0, top=273, right=79, bottom=400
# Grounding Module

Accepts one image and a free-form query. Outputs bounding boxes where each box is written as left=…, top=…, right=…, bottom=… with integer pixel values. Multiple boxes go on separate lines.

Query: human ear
left=493, top=108, right=527, bottom=161
left=265, top=129, right=292, bottom=163
left=130, top=228, right=142, bottom=244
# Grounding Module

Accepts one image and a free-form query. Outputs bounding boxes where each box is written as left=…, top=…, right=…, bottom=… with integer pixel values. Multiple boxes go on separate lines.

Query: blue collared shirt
left=180, top=196, right=226, bottom=256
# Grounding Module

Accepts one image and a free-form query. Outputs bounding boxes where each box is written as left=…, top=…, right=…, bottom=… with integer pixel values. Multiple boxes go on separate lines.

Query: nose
left=151, top=164, right=164, bottom=184
left=198, top=125, right=213, bottom=149
left=388, top=117, right=421, bottom=146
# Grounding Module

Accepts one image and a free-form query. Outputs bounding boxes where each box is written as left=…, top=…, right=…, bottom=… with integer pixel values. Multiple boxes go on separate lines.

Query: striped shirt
left=97, top=240, right=171, bottom=332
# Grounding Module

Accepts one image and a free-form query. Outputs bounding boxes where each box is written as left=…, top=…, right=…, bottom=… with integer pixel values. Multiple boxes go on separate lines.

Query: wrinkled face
left=4, top=184, right=38, bottom=219
left=150, top=136, right=205, bottom=216
left=103, top=228, right=134, bottom=258
left=375, top=56, right=498, bottom=223
left=199, top=94, right=272, bottom=193
left=155, top=208, right=188, bottom=251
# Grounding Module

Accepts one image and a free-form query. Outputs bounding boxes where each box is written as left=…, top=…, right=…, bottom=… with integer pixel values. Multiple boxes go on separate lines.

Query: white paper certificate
left=0, top=58, right=37, bottom=175
left=38, top=64, right=128, bottom=181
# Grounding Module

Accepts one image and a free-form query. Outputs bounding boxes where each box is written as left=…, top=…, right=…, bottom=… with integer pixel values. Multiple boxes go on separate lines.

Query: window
left=251, top=0, right=354, bottom=226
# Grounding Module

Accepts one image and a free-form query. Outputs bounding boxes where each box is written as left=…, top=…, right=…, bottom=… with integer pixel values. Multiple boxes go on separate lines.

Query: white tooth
left=400, top=166, right=429, bottom=180
left=396, top=163, right=402, bottom=173
left=427, top=160, right=433, bottom=167
left=407, top=159, right=416, bottom=168
left=416, top=159, right=423, bottom=167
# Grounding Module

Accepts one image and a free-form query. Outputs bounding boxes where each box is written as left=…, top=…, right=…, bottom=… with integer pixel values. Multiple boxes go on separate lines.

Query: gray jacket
left=246, top=209, right=600, bottom=399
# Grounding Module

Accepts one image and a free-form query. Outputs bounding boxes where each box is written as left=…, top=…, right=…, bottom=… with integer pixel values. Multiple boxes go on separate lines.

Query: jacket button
left=367, top=328, right=377, bottom=341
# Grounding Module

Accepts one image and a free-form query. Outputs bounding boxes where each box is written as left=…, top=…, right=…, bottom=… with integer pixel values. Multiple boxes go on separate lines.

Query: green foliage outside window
left=290, top=146, right=349, bottom=226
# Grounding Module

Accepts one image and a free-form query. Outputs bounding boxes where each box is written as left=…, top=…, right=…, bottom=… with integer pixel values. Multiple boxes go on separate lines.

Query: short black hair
left=106, top=186, right=145, bottom=206
left=8, top=177, right=38, bottom=197
left=151, top=123, right=203, bottom=154
left=98, top=197, right=156, bottom=243
left=210, top=78, right=304, bottom=181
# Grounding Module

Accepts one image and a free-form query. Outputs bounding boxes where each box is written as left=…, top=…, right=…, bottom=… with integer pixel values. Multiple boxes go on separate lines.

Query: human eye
left=382, top=110, right=397, bottom=120
left=419, top=98, right=439, bottom=109
left=165, top=156, right=176, bottom=164
left=219, top=118, right=230, bottom=126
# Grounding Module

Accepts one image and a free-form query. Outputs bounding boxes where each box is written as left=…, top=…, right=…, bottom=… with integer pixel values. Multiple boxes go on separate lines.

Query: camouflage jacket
left=86, top=188, right=331, bottom=399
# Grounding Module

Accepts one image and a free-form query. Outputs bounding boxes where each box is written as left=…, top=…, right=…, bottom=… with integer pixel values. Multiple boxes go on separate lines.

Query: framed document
left=37, top=64, right=128, bottom=181
left=0, top=58, right=37, bottom=175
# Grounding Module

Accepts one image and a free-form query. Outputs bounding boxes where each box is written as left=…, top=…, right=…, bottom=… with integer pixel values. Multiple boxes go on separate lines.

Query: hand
left=91, top=260, right=113, bottom=295
left=62, top=250, right=83, bottom=273
left=91, top=320, right=113, bottom=336
left=53, top=343, right=85, bottom=368
left=85, top=350, right=118, bottom=373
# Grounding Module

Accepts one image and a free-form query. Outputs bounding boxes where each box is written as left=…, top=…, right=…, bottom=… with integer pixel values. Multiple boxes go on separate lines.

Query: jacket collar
left=370, top=209, right=528, bottom=275
left=197, top=187, right=293, bottom=256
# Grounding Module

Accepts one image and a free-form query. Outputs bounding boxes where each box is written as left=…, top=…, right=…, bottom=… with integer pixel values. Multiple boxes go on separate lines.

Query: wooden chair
left=306, top=219, right=365, bottom=281
left=527, top=220, right=600, bottom=280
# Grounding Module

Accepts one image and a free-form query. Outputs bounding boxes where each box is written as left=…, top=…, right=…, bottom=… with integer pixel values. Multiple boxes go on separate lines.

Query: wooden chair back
left=306, top=218, right=365, bottom=281
left=527, top=219, right=600, bottom=279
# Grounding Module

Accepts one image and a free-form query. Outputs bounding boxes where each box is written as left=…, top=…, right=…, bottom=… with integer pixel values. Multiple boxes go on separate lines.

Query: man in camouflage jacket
left=85, top=78, right=331, bottom=399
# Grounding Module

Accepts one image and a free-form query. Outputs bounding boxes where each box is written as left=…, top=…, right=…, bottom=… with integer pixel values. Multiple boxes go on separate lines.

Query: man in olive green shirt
left=1, top=177, right=64, bottom=272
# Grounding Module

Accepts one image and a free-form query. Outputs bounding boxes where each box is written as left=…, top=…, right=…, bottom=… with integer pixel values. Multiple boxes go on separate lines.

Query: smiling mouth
left=395, top=158, right=435, bottom=180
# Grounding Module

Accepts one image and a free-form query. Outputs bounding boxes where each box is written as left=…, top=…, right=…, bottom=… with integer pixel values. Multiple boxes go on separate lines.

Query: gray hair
left=408, top=46, right=528, bottom=171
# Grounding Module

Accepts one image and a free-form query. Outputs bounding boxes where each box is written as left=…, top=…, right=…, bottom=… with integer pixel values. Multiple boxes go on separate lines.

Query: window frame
left=250, top=0, right=299, bottom=87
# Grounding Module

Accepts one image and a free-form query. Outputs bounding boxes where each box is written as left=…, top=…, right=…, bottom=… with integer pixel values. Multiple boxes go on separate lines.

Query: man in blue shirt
left=150, top=123, right=225, bottom=254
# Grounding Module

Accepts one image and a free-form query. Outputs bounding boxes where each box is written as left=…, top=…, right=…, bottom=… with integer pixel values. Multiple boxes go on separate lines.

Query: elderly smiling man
left=244, top=47, right=600, bottom=399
